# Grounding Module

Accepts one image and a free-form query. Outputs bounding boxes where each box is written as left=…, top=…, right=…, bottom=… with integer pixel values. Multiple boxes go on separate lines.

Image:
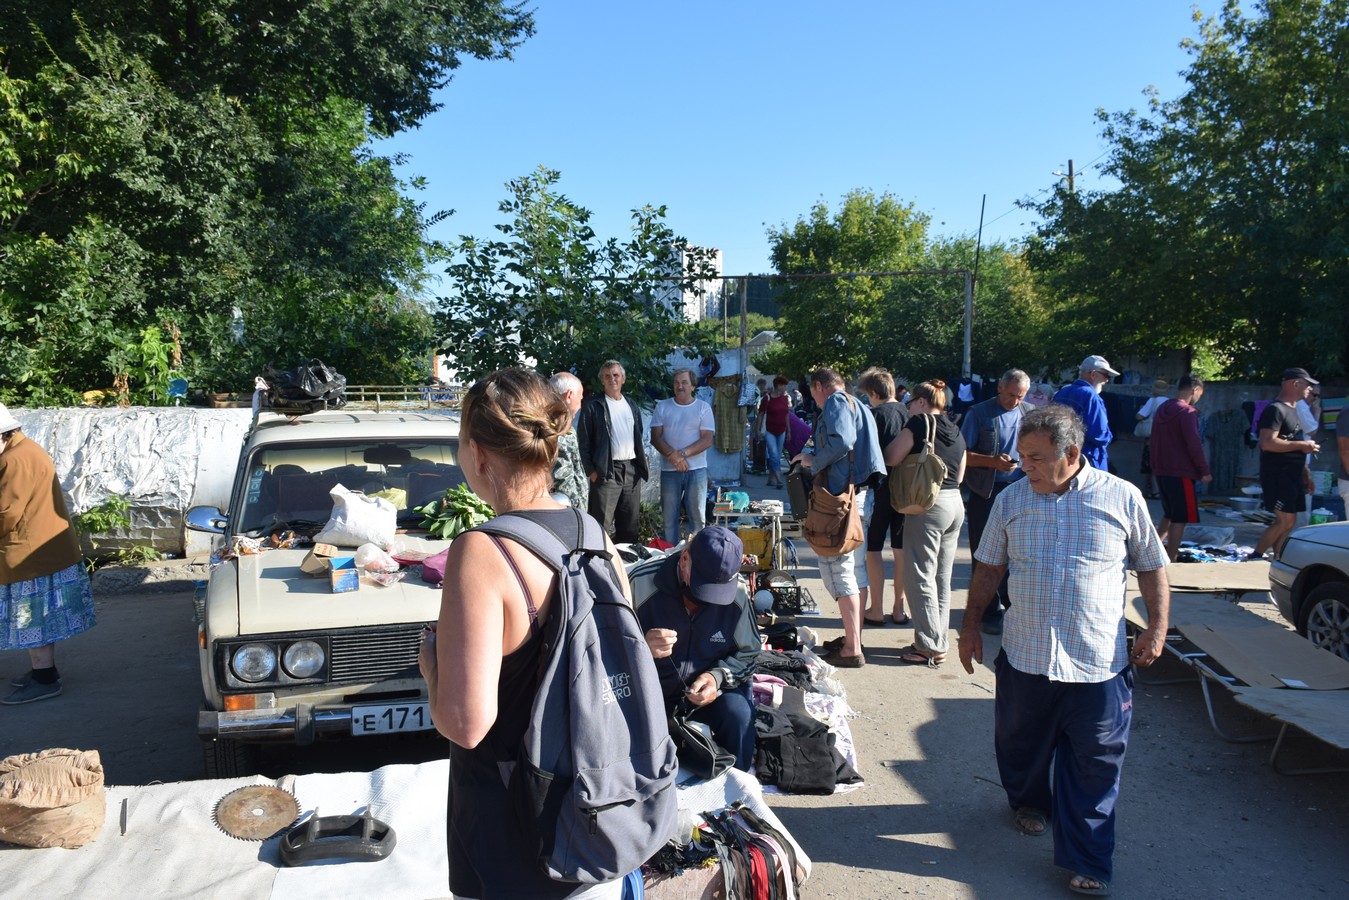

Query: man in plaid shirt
left=959, top=403, right=1170, bottom=897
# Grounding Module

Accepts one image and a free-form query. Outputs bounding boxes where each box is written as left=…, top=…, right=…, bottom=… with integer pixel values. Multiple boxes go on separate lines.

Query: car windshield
left=233, top=438, right=465, bottom=536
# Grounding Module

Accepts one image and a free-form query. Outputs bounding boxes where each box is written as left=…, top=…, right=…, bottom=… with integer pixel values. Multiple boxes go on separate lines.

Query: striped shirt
left=975, top=460, right=1166, bottom=683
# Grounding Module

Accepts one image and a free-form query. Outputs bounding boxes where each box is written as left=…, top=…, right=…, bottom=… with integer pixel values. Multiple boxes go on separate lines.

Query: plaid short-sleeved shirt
left=975, top=460, right=1167, bottom=683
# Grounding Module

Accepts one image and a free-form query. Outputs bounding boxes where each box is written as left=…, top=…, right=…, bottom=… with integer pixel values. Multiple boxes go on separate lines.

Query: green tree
left=767, top=190, right=931, bottom=378
left=1025, top=0, right=1349, bottom=378
left=689, top=311, right=778, bottom=349
left=0, top=2, right=533, bottom=403
left=437, top=167, right=720, bottom=393
left=865, top=238, right=1050, bottom=384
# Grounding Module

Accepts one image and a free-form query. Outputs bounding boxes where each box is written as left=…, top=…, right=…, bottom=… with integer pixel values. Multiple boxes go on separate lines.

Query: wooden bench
left=1126, top=569, right=1349, bottom=774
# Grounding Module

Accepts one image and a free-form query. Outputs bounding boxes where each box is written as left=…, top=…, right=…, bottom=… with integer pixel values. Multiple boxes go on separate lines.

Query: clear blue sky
left=378, top=1, right=1201, bottom=278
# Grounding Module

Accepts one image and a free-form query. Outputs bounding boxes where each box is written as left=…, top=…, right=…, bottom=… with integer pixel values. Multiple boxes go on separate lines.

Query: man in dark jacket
left=576, top=359, right=649, bottom=544
left=632, top=526, right=759, bottom=770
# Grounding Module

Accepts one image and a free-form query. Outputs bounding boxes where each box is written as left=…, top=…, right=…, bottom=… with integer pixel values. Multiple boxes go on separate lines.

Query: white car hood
left=234, top=548, right=447, bottom=634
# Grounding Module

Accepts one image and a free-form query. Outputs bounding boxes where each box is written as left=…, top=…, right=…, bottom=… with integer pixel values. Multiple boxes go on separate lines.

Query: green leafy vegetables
left=416, top=484, right=495, bottom=539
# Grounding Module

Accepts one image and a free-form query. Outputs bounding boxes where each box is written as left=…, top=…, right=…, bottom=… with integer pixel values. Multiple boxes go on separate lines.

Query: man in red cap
left=630, top=526, right=760, bottom=770
left=1252, top=368, right=1321, bottom=559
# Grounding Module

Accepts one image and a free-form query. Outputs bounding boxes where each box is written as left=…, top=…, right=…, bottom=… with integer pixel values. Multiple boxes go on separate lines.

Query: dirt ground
left=3, top=473, right=1349, bottom=898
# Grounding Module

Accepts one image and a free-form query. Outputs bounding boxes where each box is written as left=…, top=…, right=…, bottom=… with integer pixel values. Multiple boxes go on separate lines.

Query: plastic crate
left=736, top=527, right=773, bottom=570
left=761, top=571, right=816, bottom=614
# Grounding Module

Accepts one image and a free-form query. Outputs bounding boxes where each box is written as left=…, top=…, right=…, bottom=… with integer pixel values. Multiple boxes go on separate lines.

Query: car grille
left=329, top=625, right=427, bottom=684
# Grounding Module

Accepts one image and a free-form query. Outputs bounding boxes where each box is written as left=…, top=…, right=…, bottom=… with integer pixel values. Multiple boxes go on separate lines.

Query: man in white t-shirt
left=650, top=368, right=716, bottom=545
left=576, top=360, right=648, bottom=544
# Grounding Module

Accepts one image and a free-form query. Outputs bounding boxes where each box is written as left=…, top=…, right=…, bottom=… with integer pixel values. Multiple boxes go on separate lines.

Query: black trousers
left=966, top=481, right=1013, bottom=623
left=588, top=458, right=643, bottom=544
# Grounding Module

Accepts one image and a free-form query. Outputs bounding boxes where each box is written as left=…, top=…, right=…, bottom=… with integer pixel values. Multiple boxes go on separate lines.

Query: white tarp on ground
left=11, top=407, right=255, bottom=556
left=0, top=760, right=807, bottom=899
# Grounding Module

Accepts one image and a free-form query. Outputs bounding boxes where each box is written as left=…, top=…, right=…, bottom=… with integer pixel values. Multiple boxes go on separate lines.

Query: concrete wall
left=10, top=407, right=257, bottom=558
left=1104, top=380, right=1342, bottom=485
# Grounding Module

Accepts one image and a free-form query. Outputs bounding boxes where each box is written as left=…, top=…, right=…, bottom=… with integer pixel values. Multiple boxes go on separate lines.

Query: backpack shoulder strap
left=473, top=508, right=612, bottom=568
left=473, top=512, right=569, bottom=574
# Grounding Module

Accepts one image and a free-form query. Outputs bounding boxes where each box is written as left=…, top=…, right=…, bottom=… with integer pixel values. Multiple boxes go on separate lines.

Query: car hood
left=234, top=548, right=447, bottom=634
left=1288, top=520, right=1349, bottom=549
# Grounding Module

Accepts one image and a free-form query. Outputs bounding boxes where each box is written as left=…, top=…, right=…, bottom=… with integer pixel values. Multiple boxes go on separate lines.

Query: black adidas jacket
left=632, top=552, right=760, bottom=700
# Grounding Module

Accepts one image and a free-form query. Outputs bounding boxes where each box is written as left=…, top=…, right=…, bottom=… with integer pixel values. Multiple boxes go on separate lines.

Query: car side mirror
left=186, top=505, right=229, bottom=534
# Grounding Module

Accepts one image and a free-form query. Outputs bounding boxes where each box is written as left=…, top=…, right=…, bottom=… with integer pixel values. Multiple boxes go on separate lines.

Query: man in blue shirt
left=791, top=367, right=886, bottom=668
left=960, top=368, right=1029, bottom=635
left=1053, top=354, right=1118, bottom=472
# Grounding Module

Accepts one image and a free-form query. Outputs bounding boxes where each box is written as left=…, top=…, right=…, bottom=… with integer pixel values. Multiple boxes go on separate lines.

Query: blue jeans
left=688, top=681, right=756, bottom=771
left=661, top=467, right=709, bottom=545
left=763, top=430, right=786, bottom=475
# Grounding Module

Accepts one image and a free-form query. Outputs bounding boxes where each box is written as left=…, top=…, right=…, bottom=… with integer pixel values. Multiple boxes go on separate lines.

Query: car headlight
left=231, top=644, right=278, bottom=683
left=282, top=640, right=325, bottom=678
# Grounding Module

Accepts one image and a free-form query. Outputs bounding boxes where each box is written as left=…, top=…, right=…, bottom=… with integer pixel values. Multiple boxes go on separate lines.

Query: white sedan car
left=1268, top=521, right=1349, bottom=661
left=187, top=411, right=461, bottom=776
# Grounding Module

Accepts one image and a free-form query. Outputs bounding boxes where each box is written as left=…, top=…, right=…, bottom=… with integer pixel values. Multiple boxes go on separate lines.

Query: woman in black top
left=419, top=368, right=630, bottom=900
left=883, top=380, right=967, bottom=665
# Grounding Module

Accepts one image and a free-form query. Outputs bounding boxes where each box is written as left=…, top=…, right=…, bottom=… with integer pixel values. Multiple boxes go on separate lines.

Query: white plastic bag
left=1182, top=524, right=1235, bottom=547
left=313, top=484, right=397, bottom=548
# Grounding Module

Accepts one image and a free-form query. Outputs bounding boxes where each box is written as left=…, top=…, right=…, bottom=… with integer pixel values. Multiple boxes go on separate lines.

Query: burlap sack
left=0, top=748, right=106, bottom=849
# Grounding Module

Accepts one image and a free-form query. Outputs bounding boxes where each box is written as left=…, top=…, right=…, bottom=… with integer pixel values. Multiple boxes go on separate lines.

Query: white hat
left=0, top=404, right=19, bottom=433
left=1080, top=355, right=1120, bottom=377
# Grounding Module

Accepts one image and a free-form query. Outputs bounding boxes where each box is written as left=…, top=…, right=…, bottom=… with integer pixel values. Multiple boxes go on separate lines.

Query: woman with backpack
left=419, top=368, right=632, bottom=899
left=883, top=380, right=966, bottom=666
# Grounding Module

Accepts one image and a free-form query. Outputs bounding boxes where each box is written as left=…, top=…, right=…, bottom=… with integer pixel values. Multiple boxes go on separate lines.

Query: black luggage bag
left=786, top=462, right=812, bottom=520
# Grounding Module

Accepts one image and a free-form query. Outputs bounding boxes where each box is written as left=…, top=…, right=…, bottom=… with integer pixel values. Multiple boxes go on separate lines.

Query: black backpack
left=474, top=509, right=679, bottom=883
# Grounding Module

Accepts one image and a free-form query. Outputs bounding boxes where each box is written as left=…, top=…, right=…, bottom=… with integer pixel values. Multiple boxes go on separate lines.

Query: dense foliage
left=766, top=190, right=1048, bottom=383
left=1024, top=0, right=1349, bottom=379
left=0, top=2, right=533, bottom=404
left=437, top=166, right=720, bottom=394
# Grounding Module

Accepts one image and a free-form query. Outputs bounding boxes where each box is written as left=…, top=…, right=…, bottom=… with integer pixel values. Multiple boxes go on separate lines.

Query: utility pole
left=1054, top=159, right=1076, bottom=194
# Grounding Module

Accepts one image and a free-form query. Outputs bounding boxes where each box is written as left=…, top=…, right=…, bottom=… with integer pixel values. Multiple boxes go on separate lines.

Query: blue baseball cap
left=687, top=526, right=743, bottom=605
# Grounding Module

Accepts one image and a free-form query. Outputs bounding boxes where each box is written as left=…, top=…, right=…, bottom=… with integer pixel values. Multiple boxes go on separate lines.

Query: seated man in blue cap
left=630, top=526, right=761, bottom=770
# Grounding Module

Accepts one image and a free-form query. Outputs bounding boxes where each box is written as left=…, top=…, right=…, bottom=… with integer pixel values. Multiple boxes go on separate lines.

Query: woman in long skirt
left=1, top=405, right=96, bottom=705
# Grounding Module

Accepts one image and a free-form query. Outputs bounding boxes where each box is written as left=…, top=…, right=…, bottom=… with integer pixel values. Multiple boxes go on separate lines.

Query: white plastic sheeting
left=9, top=407, right=255, bottom=556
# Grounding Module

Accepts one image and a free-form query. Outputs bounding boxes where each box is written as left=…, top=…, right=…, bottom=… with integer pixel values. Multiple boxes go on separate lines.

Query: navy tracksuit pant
left=994, top=650, right=1133, bottom=882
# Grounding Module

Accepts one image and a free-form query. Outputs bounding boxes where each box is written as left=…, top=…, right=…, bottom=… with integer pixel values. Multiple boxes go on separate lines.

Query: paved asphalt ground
left=3, top=463, right=1349, bottom=897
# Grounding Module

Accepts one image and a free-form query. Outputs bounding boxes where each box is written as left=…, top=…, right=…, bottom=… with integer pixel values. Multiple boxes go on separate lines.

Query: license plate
left=350, top=702, right=433, bottom=735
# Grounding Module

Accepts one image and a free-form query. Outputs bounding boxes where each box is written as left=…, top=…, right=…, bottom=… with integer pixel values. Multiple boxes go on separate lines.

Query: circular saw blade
left=213, top=785, right=300, bottom=841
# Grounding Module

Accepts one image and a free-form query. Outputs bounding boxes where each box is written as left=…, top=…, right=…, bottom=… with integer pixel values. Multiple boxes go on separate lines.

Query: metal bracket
left=279, top=807, right=397, bottom=866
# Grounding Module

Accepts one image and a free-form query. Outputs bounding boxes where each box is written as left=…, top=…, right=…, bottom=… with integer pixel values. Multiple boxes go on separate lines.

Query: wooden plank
left=1127, top=591, right=1271, bottom=631
left=1127, top=560, right=1271, bottom=594
left=1230, top=688, right=1349, bottom=750
left=1178, top=623, right=1349, bottom=691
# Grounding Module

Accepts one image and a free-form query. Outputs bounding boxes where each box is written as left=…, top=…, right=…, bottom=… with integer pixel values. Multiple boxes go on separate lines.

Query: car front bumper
left=199, top=705, right=358, bottom=744
left=1268, top=559, right=1299, bottom=624
left=199, top=701, right=434, bottom=744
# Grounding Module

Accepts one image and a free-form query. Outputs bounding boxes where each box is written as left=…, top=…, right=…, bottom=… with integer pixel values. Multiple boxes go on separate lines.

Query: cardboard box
left=328, top=556, right=360, bottom=593
left=300, top=543, right=342, bottom=576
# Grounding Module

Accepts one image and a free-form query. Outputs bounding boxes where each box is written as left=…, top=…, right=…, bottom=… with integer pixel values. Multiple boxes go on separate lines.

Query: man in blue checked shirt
left=958, top=403, right=1169, bottom=898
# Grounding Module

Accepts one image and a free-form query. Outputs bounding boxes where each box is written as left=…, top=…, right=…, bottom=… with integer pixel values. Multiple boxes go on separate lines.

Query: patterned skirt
left=1, top=562, right=97, bottom=650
